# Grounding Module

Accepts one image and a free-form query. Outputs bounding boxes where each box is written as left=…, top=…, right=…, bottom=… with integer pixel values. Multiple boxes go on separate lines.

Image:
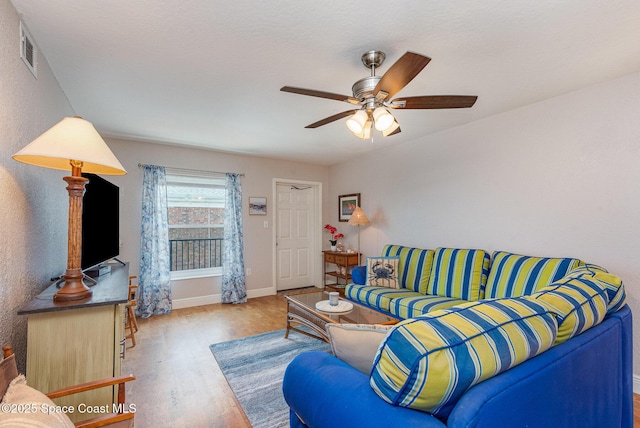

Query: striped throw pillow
left=426, top=247, right=489, bottom=301
left=370, top=298, right=557, bottom=419
left=382, top=245, right=434, bottom=294
left=529, top=275, right=608, bottom=345
left=485, top=251, right=582, bottom=299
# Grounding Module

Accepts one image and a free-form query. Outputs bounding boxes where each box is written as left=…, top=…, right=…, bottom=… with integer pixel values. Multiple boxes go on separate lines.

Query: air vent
left=20, top=21, right=37, bottom=78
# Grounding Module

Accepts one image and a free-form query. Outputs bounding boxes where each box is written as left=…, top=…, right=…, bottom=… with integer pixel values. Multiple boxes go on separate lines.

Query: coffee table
left=285, top=290, right=398, bottom=342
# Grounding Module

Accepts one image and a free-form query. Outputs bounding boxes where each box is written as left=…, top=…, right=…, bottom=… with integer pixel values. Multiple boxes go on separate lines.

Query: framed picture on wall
left=249, top=197, right=267, bottom=215
left=338, top=193, right=360, bottom=222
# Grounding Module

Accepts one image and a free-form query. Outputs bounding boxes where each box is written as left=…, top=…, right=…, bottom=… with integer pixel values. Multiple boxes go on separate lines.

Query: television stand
left=85, top=264, right=112, bottom=278
left=18, top=263, right=130, bottom=423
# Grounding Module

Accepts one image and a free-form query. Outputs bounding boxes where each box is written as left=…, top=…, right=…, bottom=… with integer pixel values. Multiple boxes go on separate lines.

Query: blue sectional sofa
left=283, top=245, right=633, bottom=428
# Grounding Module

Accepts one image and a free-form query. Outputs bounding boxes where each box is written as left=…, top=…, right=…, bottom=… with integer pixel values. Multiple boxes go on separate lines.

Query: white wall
left=106, top=138, right=329, bottom=307
left=0, top=0, right=75, bottom=370
left=329, top=72, right=640, bottom=378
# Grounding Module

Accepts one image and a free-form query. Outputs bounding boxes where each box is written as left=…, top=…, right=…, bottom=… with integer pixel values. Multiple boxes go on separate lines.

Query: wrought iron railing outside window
left=169, top=238, right=223, bottom=271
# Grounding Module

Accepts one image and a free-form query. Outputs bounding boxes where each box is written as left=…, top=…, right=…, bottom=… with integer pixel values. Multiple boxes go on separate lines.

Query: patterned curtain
left=137, top=165, right=172, bottom=317
left=221, top=173, right=247, bottom=303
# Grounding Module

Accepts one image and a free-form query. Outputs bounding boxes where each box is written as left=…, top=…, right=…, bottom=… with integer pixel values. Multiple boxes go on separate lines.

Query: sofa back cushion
left=564, top=264, right=626, bottom=314
left=382, top=245, right=434, bottom=294
left=369, top=298, right=558, bottom=420
left=485, top=251, right=582, bottom=299
left=426, top=247, right=489, bottom=301
left=527, top=274, right=608, bottom=345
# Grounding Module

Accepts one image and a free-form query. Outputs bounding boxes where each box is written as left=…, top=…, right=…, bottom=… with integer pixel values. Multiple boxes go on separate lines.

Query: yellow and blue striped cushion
left=345, top=285, right=465, bottom=319
left=345, top=284, right=421, bottom=314
left=485, top=251, right=582, bottom=299
left=382, top=245, right=434, bottom=294
left=370, top=298, right=557, bottom=419
left=564, top=264, right=626, bottom=314
left=389, top=294, right=467, bottom=319
left=529, top=274, right=608, bottom=345
left=426, top=247, right=489, bottom=301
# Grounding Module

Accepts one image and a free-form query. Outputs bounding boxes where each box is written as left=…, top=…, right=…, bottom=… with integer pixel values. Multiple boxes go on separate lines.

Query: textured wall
left=0, top=0, right=74, bottom=371
left=329, top=72, right=640, bottom=379
left=105, top=138, right=329, bottom=303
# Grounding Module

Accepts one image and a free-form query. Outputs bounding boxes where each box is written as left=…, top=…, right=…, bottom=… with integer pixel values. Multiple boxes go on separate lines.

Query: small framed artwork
left=338, top=193, right=360, bottom=222
left=249, top=197, right=267, bottom=215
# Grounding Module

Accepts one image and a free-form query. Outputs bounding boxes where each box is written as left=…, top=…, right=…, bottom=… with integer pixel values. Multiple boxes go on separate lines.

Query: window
left=166, top=171, right=225, bottom=278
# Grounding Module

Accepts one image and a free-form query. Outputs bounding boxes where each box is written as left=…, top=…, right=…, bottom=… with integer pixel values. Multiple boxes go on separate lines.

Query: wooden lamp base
left=54, top=172, right=92, bottom=302
left=54, top=269, right=92, bottom=302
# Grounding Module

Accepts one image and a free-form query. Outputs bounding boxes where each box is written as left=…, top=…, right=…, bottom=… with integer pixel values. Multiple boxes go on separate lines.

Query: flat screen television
left=81, top=173, right=120, bottom=271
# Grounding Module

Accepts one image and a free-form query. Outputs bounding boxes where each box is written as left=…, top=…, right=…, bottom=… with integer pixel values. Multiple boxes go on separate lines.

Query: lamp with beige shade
left=348, top=206, right=370, bottom=265
left=13, top=117, right=126, bottom=301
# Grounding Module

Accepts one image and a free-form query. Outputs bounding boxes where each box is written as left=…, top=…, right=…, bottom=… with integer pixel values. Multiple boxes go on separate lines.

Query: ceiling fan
left=281, top=50, right=477, bottom=139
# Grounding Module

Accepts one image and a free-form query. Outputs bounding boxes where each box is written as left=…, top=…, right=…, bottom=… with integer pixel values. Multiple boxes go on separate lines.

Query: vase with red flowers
left=324, top=224, right=344, bottom=251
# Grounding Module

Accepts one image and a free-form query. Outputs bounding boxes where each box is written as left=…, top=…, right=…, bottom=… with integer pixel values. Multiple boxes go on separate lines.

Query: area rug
left=210, top=329, right=331, bottom=428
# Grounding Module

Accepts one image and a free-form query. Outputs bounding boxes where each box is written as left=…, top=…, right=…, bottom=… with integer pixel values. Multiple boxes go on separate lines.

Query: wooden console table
left=323, top=250, right=360, bottom=295
left=18, top=262, right=129, bottom=422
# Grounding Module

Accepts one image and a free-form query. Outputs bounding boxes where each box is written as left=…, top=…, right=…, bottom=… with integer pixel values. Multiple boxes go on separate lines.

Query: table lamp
left=348, top=206, right=370, bottom=264
left=13, top=116, right=127, bottom=301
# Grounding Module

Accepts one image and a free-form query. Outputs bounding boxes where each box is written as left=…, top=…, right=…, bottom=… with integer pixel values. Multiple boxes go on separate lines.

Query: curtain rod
left=137, top=163, right=244, bottom=177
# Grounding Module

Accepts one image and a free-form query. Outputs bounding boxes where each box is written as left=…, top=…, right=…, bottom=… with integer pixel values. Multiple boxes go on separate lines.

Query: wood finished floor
left=122, top=293, right=640, bottom=428
left=122, top=293, right=288, bottom=427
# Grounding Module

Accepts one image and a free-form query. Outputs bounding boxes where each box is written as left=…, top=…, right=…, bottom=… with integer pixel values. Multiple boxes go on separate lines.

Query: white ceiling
left=10, top=0, right=640, bottom=166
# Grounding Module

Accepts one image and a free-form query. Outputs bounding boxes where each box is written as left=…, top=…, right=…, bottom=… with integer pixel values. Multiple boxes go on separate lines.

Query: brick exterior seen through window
left=169, top=207, right=224, bottom=271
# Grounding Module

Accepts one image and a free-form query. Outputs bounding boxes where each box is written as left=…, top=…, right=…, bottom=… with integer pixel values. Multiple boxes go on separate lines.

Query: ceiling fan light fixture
left=346, top=110, right=368, bottom=134
left=282, top=51, right=476, bottom=140
left=382, top=119, right=400, bottom=137
left=354, top=120, right=372, bottom=139
left=373, top=107, right=395, bottom=131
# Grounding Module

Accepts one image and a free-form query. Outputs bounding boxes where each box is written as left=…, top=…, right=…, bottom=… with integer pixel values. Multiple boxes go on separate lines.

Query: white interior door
left=276, top=184, right=316, bottom=291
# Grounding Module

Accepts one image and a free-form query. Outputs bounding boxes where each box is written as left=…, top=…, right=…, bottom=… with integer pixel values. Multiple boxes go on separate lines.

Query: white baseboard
left=634, top=374, right=640, bottom=394
left=171, top=286, right=276, bottom=310
left=171, top=294, right=221, bottom=309
left=247, top=286, right=277, bottom=299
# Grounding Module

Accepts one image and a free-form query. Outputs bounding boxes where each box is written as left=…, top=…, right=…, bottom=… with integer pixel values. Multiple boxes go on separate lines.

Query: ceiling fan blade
left=305, top=110, right=359, bottom=128
left=281, top=86, right=360, bottom=104
left=373, top=52, right=431, bottom=100
left=391, top=95, right=478, bottom=109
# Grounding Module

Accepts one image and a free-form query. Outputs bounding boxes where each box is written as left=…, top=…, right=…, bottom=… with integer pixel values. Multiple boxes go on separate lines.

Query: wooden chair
left=125, top=275, right=139, bottom=347
left=1, top=345, right=135, bottom=427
